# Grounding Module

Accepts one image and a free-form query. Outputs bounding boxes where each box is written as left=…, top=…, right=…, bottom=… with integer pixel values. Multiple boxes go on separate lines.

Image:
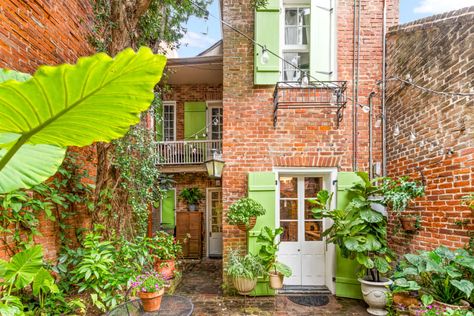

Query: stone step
left=278, top=285, right=332, bottom=295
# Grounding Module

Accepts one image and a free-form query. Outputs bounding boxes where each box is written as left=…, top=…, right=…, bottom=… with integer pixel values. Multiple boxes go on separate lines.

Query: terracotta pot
left=393, top=292, right=420, bottom=308
left=400, top=216, right=418, bottom=232
left=232, top=277, right=257, bottom=295
left=433, top=299, right=471, bottom=311
left=359, top=277, right=393, bottom=316
left=154, top=259, right=176, bottom=279
left=138, top=288, right=164, bottom=312
left=237, top=216, right=257, bottom=231
left=269, top=272, right=284, bottom=290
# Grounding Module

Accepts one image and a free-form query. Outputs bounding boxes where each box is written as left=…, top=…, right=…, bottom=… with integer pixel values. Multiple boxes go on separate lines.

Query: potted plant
left=312, top=172, right=395, bottom=316
left=226, top=197, right=266, bottom=231
left=380, top=176, right=424, bottom=231
left=178, top=187, right=204, bottom=211
left=150, top=231, right=182, bottom=279
left=226, top=250, right=265, bottom=295
left=392, top=246, right=473, bottom=312
left=257, top=226, right=292, bottom=289
left=131, top=272, right=165, bottom=312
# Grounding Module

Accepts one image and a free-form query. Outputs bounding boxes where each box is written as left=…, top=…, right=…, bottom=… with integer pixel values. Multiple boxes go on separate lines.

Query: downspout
left=352, top=0, right=361, bottom=171
left=368, top=92, right=376, bottom=179
left=382, top=0, right=387, bottom=176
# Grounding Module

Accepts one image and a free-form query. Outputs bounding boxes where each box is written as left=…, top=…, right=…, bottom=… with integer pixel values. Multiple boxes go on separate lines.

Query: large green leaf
left=2, top=245, right=43, bottom=289
left=450, top=279, right=474, bottom=299
left=32, top=267, right=58, bottom=296
left=0, top=47, right=166, bottom=193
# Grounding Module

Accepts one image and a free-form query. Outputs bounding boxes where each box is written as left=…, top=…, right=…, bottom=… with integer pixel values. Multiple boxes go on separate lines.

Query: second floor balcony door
left=207, top=101, right=223, bottom=153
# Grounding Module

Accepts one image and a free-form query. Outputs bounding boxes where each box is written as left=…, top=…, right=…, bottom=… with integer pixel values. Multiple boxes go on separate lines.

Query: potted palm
left=131, top=272, right=165, bottom=312
left=312, top=172, right=395, bottom=316
left=150, top=231, right=182, bottom=280
left=226, top=197, right=266, bottom=231
left=257, top=226, right=292, bottom=289
left=226, top=250, right=265, bottom=295
left=178, top=187, right=204, bottom=211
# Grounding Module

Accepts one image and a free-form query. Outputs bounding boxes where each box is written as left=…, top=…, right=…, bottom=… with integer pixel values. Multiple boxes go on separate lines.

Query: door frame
left=273, top=167, right=337, bottom=293
left=206, top=187, right=223, bottom=257
left=160, top=188, right=177, bottom=227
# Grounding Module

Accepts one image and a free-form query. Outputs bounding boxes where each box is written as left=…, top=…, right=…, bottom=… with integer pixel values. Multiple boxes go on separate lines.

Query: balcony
left=156, top=140, right=222, bottom=172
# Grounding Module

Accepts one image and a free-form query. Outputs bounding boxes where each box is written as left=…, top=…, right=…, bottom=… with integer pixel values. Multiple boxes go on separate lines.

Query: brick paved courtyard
left=176, top=259, right=370, bottom=316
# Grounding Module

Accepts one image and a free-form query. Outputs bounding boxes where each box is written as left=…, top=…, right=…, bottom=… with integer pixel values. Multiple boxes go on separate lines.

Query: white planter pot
left=358, top=277, right=392, bottom=316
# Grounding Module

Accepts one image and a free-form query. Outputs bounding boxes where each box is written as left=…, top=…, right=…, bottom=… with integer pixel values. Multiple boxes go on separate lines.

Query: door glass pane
left=210, top=107, right=223, bottom=140
left=280, top=177, right=297, bottom=198
left=304, top=221, right=322, bottom=241
left=305, top=177, right=323, bottom=198
left=163, top=104, right=175, bottom=141
left=210, top=191, right=222, bottom=233
left=283, top=52, right=310, bottom=81
left=280, top=221, right=298, bottom=241
left=285, top=9, right=297, bottom=25
left=304, top=199, right=319, bottom=219
left=280, top=199, right=298, bottom=220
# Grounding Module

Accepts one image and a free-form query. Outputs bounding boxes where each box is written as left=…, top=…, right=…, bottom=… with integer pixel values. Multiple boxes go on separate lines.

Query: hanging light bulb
left=301, top=72, right=309, bottom=87
left=194, top=134, right=199, bottom=140
left=393, top=124, right=400, bottom=137
left=375, top=116, right=382, bottom=128
left=361, top=104, right=370, bottom=113
left=419, top=140, right=425, bottom=147
left=409, top=130, right=416, bottom=142
left=260, top=47, right=269, bottom=65
left=428, top=142, right=435, bottom=152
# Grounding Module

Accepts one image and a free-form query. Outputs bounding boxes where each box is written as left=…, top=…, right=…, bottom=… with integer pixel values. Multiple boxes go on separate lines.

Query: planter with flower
left=312, top=172, right=395, bottom=316
left=178, top=187, right=204, bottom=211
left=380, top=176, right=425, bottom=232
left=392, top=246, right=474, bottom=314
left=257, top=226, right=292, bottom=289
left=131, top=272, right=166, bottom=312
left=150, top=231, right=182, bottom=280
left=226, top=197, right=266, bottom=231
left=226, top=250, right=265, bottom=295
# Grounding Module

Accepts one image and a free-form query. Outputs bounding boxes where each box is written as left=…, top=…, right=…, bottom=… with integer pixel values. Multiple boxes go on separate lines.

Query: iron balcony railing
left=156, top=140, right=222, bottom=165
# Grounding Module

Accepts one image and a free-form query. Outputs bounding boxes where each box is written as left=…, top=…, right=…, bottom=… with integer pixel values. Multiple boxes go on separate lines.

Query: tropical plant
left=0, top=47, right=165, bottom=194
left=379, top=176, right=425, bottom=213
left=150, top=231, right=182, bottom=261
left=257, top=226, right=292, bottom=277
left=226, top=198, right=266, bottom=228
left=311, top=172, right=394, bottom=282
left=392, top=246, right=474, bottom=306
left=226, top=250, right=265, bottom=280
left=178, top=187, right=204, bottom=206
left=131, top=272, right=165, bottom=293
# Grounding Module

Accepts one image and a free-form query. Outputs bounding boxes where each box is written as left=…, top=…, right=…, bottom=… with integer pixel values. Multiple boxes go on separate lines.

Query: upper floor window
left=163, top=101, right=176, bottom=141
left=283, top=6, right=310, bottom=81
left=207, top=101, right=223, bottom=141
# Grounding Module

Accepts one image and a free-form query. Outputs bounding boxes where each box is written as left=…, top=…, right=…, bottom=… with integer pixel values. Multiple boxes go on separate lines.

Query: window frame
left=162, top=101, right=176, bottom=142
left=206, top=100, right=223, bottom=141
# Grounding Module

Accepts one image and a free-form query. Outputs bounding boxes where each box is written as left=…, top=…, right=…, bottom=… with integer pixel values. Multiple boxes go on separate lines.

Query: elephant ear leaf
left=3, top=245, right=43, bottom=289
left=0, top=47, right=166, bottom=193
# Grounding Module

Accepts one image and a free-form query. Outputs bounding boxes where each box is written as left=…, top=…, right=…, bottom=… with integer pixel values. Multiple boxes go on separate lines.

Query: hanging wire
left=382, top=76, right=474, bottom=98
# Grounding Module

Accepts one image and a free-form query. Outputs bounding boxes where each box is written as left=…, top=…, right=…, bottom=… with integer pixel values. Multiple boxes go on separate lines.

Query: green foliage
left=226, top=198, right=266, bottom=228
left=311, top=172, right=394, bottom=282
left=130, top=272, right=165, bottom=293
left=178, top=187, right=204, bottom=205
left=0, top=47, right=166, bottom=194
left=462, top=193, right=474, bottom=211
left=150, top=231, right=182, bottom=261
left=226, top=251, right=265, bottom=280
left=392, top=246, right=474, bottom=305
left=257, top=226, right=292, bottom=277
left=380, top=176, right=425, bottom=213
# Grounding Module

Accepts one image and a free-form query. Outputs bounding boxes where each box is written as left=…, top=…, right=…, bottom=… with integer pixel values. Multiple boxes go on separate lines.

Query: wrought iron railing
left=156, top=140, right=222, bottom=165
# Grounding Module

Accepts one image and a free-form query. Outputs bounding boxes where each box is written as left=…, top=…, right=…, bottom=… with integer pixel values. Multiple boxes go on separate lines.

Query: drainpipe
left=352, top=0, right=361, bottom=171
left=368, top=92, right=376, bottom=179
left=381, top=0, right=387, bottom=176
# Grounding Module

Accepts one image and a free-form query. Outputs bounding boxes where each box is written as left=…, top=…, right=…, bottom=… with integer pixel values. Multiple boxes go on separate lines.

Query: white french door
left=277, top=175, right=326, bottom=286
left=207, top=188, right=223, bottom=257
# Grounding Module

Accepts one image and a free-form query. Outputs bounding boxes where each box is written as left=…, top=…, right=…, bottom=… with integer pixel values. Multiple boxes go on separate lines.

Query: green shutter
left=156, top=101, right=163, bottom=141
left=161, top=189, right=176, bottom=229
left=247, top=172, right=276, bottom=296
left=254, top=0, right=280, bottom=85
left=335, top=172, right=363, bottom=299
left=184, top=102, right=207, bottom=140
left=310, top=0, right=334, bottom=81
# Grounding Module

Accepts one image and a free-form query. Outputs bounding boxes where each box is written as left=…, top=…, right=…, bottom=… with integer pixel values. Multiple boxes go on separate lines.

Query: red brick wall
left=0, top=1, right=94, bottom=260
left=221, top=0, right=398, bottom=257
left=386, top=7, right=474, bottom=254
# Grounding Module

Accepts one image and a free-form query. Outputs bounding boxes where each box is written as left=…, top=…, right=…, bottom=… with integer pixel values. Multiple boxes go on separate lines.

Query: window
left=207, top=102, right=223, bottom=141
left=162, top=101, right=176, bottom=141
left=282, top=5, right=310, bottom=82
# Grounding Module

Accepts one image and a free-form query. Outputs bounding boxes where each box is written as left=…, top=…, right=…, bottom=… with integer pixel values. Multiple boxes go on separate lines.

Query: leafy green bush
left=150, top=231, right=182, bottom=260
left=380, top=176, right=425, bottom=213
left=226, top=198, right=266, bottom=228
left=226, top=251, right=265, bottom=280
left=392, top=246, right=474, bottom=306
left=178, top=187, right=204, bottom=205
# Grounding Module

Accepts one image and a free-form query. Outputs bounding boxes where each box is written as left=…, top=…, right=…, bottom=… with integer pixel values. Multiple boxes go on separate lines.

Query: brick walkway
left=176, top=259, right=370, bottom=316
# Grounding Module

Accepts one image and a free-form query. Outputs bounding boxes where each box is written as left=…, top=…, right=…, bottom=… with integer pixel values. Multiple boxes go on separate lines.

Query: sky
left=177, top=0, right=474, bottom=57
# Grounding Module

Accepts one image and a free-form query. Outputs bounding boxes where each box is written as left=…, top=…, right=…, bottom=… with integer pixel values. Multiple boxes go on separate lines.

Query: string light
left=260, top=47, right=269, bottom=65
left=393, top=124, right=400, bottom=137
left=361, top=104, right=370, bottom=113
left=301, top=72, right=309, bottom=87
left=384, top=76, right=474, bottom=98
left=374, top=115, right=382, bottom=128
left=409, top=130, right=416, bottom=142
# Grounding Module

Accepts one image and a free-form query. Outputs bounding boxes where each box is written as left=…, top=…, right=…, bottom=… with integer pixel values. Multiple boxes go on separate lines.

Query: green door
left=335, top=172, right=363, bottom=299
left=161, top=189, right=176, bottom=229
left=247, top=172, right=276, bottom=296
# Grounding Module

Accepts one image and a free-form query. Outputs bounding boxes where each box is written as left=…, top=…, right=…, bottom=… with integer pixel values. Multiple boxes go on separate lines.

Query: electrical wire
left=383, top=76, right=474, bottom=98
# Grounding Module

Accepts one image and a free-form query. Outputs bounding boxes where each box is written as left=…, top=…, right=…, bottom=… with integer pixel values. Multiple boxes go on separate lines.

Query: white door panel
left=207, top=189, right=222, bottom=257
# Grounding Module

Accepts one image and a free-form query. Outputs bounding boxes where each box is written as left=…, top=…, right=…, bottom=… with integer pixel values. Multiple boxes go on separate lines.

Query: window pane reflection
left=305, top=221, right=322, bottom=241
left=280, top=177, right=297, bottom=198
left=280, top=221, right=298, bottom=241
left=280, top=199, right=298, bottom=220
left=305, top=177, right=322, bottom=198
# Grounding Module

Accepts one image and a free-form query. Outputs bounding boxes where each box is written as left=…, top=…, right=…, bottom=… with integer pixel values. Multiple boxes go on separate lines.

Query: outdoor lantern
left=205, top=150, right=225, bottom=178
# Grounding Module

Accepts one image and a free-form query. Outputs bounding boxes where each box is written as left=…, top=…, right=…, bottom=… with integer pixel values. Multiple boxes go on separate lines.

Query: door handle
left=298, top=249, right=301, bottom=252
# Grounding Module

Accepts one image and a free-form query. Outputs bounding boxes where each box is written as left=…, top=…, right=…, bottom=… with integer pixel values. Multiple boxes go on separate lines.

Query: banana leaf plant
left=0, top=47, right=166, bottom=194
left=257, top=226, right=292, bottom=277
left=311, top=172, right=394, bottom=282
